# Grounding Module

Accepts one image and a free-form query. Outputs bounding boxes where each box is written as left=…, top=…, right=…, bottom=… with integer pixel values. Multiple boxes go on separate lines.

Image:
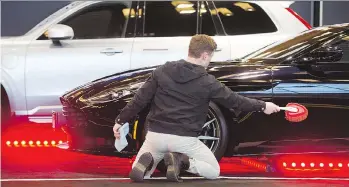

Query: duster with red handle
left=278, top=103, right=308, bottom=122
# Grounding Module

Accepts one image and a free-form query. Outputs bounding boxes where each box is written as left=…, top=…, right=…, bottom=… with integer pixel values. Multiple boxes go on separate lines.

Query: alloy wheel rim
left=198, top=108, right=221, bottom=153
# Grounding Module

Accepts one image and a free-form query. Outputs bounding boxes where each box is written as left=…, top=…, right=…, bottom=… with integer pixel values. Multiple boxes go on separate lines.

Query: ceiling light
left=177, top=4, right=193, bottom=8
left=122, top=8, right=136, bottom=18
left=175, top=3, right=196, bottom=14
left=172, top=1, right=193, bottom=8
left=200, top=8, right=207, bottom=13
left=234, top=2, right=255, bottom=11
left=210, top=8, right=233, bottom=16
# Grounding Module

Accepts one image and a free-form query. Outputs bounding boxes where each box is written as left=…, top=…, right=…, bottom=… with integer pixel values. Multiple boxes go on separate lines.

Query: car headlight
left=85, top=82, right=145, bottom=103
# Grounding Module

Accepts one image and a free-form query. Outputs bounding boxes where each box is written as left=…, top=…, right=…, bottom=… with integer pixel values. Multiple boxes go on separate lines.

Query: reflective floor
left=1, top=122, right=349, bottom=186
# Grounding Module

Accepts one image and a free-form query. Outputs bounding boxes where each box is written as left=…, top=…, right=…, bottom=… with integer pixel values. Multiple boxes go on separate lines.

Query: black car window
left=142, top=1, right=197, bottom=37
left=241, top=27, right=347, bottom=62
left=38, top=2, right=132, bottom=40
left=213, top=1, right=277, bottom=35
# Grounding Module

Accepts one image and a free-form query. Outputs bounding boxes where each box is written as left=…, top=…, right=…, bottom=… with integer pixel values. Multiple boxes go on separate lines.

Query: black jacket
left=116, top=60, right=266, bottom=137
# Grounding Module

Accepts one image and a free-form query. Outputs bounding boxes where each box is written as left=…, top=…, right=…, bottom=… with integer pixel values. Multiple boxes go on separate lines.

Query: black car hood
left=61, top=65, right=159, bottom=104
left=60, top=61, right=240, bottom=104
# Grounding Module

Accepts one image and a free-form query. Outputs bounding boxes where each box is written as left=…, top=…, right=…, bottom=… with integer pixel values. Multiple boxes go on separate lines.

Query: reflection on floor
left=1, top=122, right=349, bottom=179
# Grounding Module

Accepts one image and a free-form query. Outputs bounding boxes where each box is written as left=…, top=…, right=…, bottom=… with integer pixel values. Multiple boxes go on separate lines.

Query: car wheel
left=1, top=87, right=11, bottom=131
left=141, top=102, right=229, bottom=173
left=200, top=102, right=229, bottom=161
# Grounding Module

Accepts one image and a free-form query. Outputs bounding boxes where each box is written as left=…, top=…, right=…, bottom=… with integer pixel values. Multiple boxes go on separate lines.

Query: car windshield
left=240, top=26, right=346, bottom=62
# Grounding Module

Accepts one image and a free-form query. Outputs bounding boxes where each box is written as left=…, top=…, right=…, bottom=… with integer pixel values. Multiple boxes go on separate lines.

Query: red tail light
left=285, top=8, right=312, bottom=29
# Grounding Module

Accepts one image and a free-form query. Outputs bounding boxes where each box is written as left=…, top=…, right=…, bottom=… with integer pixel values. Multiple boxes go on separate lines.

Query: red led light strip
left=5, top=140, right=64, bottom=147
left=281, top=161, right=349, bottom=171
left=240, top=158, right=268, bottom=171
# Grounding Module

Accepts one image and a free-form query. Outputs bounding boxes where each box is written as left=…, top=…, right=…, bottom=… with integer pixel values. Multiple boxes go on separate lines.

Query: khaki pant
left=132, top=131, right=220, bottom=179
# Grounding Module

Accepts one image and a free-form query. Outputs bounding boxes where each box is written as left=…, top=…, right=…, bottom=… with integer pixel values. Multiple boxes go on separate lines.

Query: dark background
left=1, top=1, right=349, bottom=36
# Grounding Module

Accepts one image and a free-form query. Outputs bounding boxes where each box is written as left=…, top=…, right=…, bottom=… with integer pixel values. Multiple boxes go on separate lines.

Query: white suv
left=1, top=1, right=310, bottom=126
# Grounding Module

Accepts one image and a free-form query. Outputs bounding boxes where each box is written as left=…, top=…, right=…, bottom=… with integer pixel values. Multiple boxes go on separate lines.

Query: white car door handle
left=143, top=48, right=169, bottom=51
left=100, top=48, right=123, bottom=56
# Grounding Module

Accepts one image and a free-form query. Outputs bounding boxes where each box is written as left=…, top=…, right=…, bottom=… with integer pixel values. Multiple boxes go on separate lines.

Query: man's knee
left=205, top=168, right=220, bottom=179
left=204, top=162, right=220, bottom=179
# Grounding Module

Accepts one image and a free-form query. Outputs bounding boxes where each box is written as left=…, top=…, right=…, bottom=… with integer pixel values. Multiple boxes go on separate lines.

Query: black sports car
left=58, top=24, right=349, bottom=163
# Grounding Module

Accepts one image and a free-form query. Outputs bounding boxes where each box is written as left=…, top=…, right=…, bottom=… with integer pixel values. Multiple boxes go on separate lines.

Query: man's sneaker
left=129, top=152, right=154, bottom=182
left=164, top=152, right=190, bottom=182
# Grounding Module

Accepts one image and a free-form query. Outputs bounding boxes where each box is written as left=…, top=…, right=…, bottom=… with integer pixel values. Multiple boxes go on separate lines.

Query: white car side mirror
left=47, top=24, right=74, bottom=41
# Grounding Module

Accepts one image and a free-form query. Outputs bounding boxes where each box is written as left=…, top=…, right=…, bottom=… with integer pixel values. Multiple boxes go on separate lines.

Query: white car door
left=24, top=2, right=136, bottom=118
left=130, top=1, right=230, bottom=70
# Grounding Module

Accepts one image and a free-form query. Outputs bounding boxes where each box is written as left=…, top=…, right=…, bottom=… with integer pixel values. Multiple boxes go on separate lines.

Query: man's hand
left=263, top=102, right=280, bottom=115
left=113, top=123, right=122, bottom=139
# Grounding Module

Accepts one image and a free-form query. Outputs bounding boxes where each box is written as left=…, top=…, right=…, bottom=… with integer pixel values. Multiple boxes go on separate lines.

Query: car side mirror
left=47, top=24, right=74, bottom=45
left=292, top=46, right=343, bottom=65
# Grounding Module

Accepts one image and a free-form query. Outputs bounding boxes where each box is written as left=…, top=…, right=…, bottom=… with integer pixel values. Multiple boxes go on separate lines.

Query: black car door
left=270, top=37, right=349, bottom=153
left=208, top=62, right=275, bottom=152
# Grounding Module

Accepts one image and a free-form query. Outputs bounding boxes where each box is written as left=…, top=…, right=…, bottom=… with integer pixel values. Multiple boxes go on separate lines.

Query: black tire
left=141, top=102, right=229, bottom=173
left=1, top=87, right=12, bottom=131
left=207, top=102, right=229, bottom=161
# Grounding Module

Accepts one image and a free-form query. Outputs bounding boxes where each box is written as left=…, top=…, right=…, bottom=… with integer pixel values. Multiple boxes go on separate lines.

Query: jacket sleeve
left=115, top=70, right=158, bottom=125
left=208, top=76, right=266, bottom=112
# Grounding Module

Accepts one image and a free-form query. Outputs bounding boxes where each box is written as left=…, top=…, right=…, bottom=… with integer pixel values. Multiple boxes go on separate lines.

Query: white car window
left=38, top=2, right=132, bottom=40
left=26, top=1, right=85, bottom=36
left=200, top=2, right=219, bottom=36
left=213, top=1, right=277, bottom=35
left=142, top=1, right=197, bottom=37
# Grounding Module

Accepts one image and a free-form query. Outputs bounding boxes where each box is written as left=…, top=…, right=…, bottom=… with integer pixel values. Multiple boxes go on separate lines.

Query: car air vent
left=62, top=103, right=87, bottom=127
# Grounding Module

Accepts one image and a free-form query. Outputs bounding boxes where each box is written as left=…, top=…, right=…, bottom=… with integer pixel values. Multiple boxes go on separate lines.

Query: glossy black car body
left=59, top=23, right=349, bottom=161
